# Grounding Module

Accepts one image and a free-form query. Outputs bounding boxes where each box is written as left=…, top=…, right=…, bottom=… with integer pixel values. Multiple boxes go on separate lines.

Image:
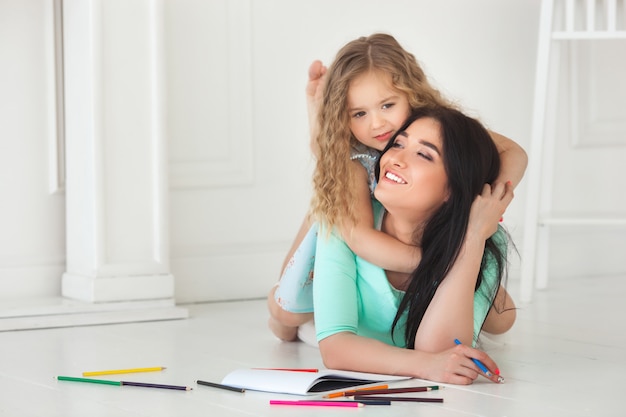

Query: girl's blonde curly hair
left=311, top=33, right=452, bottom=229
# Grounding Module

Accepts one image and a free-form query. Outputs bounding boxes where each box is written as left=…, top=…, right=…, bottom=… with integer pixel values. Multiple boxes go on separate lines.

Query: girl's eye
left=382, top=102, right=395, bottom=110
left=352, top=111, right=366, bottom=119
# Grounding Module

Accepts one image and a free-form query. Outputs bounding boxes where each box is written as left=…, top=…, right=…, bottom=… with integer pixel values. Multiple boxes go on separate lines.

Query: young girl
left=268, top=33, right=527, bottom=342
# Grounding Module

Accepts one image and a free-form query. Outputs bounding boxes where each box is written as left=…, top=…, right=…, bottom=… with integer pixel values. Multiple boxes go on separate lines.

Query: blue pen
left=454, top=339, right=504, bottom=383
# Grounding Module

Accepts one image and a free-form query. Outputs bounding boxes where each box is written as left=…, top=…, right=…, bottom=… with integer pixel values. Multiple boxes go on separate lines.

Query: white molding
left=62, top=0, right=176, bottom=304
left=168, top=0, right=254, bottom=189
left=0, top=297, right=187, bottom=332
left=570, top=41, right=626, bottom=148
left=149, top=0, right=169, bottom=266
left=46, top=0, right=66, bottom=194
left=62, top=272, right=175, bottom=303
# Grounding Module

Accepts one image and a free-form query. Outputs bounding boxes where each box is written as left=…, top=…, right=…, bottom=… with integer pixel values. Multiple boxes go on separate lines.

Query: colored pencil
left=57, top=376, right=191, bottom=391
left=57, top=376, right=121, bottom=386
left=353, top=395, right=444, bottom=403
left=120, top=381, right=191, bottom=391
left=324, top=384, right=388, bottom=398
left=270, top=400, right=363, bottom=408
left=454, top=338, right=505, bottom=383
left=196, top=380, right=245, bottom=393
left=252, top=368, right=319, bottom=372
left=82, top=367, right=166, bottom=376
left=332, top=399, right=391, bottom=405
left=344, top=385, right=441, bottom=396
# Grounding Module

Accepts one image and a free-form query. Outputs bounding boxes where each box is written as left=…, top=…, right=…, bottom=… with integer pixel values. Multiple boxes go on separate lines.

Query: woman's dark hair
left=375, top=106, right=508, bottom=348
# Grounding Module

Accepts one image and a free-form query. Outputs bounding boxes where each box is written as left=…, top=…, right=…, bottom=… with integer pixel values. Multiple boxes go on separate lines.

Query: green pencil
left=57, top=376, right=121, bottom=386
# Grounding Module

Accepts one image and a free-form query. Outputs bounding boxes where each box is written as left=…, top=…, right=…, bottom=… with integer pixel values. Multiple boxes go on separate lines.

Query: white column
left=61, top=0, right=176, bottom=304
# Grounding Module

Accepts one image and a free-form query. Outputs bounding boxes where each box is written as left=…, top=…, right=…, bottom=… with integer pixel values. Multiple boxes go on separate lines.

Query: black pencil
left=345, top=386, right=440, bottom=396
left=121, top=381, right=192, bottom=391
left=196, top=379, right=245, bottom=393
left=353, top=395, right=444, bottom=403
left=334, top=399, right=391, bottom=405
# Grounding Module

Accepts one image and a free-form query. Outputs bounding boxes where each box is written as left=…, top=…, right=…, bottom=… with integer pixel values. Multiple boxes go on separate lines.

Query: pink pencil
left=269, top=400, right=363, bottom=408
left=253, top=368, right=318, bottom=372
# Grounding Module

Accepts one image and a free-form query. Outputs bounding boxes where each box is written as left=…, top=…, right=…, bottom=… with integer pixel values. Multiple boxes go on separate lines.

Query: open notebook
left=220, top=368, right=411, bottom=395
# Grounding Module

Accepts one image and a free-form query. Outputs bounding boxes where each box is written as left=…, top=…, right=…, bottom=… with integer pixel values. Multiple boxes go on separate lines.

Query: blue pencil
left=454, top=339, right=504, bottom=383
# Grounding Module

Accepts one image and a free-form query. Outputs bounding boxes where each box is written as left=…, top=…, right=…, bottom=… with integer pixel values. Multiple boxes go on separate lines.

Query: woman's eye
left=391, top=141, right=403, bottom=148
left=418, top=152, right=433, bottom=161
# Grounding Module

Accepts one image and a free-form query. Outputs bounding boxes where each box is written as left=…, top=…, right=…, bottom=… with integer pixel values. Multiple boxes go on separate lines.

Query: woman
left=313, top=106, right=517, bottom=385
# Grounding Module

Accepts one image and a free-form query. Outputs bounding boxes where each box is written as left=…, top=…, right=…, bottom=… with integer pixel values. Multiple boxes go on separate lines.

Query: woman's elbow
left=318, top=336, right=349, bottom=370
left=484, top=307, right=516, bottom=334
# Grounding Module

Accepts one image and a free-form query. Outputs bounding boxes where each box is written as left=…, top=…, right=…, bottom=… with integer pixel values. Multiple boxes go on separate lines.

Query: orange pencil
left=324, top=384, right=388, bottom=399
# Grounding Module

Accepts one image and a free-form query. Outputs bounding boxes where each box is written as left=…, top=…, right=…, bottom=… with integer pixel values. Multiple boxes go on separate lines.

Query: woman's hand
left=467, top=181, right=514, bottom=241
left=419, top=344, right=503, bottom=385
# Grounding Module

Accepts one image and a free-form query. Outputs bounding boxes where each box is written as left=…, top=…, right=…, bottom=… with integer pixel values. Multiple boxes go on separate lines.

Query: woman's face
left=347, top=71, right=411, bottom=151
left=374, top=117, right=449, bottom=222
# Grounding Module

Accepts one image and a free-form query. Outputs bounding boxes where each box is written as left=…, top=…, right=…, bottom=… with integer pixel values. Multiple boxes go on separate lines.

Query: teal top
left=313, top=200, right=504, bottom=348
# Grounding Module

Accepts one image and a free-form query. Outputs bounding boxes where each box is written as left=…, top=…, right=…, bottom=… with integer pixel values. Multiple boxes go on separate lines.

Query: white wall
left=0, top=0, right=66, bottom=300
left=1, top=0, right=624, bottom=304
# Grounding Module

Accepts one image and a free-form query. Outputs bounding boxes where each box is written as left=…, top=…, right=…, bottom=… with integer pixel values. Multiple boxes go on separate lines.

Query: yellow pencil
left=82, top=367, right=166, bottom=376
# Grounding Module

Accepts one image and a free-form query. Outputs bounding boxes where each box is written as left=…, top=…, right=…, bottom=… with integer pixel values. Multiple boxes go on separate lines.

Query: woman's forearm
left=319, top=332, right=427, bottom=378
left=319, top=331, right=503, bottom=385
left=413, top=234, right=485, bottom=351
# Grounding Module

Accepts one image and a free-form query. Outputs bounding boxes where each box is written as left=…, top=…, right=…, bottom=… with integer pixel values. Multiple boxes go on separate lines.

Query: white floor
left=0, top=274, right=624, bottom=417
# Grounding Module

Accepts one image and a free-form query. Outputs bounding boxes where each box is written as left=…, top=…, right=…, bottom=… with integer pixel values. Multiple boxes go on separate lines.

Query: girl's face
left=374, top=117, right=449, bottom=222
left=347, top=71, right=411, bottom=151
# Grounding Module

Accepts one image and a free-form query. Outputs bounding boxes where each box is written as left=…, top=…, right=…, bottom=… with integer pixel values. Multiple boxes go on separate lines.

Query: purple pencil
left=353, top=395, right=443, bottom=403
left=121, top=381, right=192, bottom=391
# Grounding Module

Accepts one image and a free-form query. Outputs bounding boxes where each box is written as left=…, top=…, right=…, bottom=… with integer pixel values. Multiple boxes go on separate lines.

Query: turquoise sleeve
left=313, top=226, right=360, bottom=342
left=472, top=228, right=508, bottom=344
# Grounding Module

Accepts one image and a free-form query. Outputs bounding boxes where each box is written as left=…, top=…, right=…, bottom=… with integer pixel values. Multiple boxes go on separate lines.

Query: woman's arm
left=319, top=332, right=502, bottom=385
left=489, top=130, right=528, bottom=188
left=413, top=182, right=514, bottom=352
left=341, top=160, right=421, bottom=273
left=313, top=220, right=502, bottom=384
left=482, top=285, right=516, bottom=334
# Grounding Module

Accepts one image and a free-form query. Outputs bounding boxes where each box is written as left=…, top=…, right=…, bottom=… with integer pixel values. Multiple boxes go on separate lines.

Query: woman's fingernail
left=499, top=217, right=503, bottom=222
left=494, top=368, right=500, bottom=375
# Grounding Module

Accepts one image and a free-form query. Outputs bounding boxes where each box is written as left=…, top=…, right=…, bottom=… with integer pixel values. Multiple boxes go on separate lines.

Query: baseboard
left=0, top=297, right=188, bottom=331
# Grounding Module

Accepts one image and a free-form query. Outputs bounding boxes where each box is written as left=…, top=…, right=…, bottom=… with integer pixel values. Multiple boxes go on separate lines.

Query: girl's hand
left=306, top=60, right=327, bottom=103
left=467, top=181, right=514, bottom=241
left=306, top=60, right=327, bottom=151
left=420, top=344, right=503, bottom=385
